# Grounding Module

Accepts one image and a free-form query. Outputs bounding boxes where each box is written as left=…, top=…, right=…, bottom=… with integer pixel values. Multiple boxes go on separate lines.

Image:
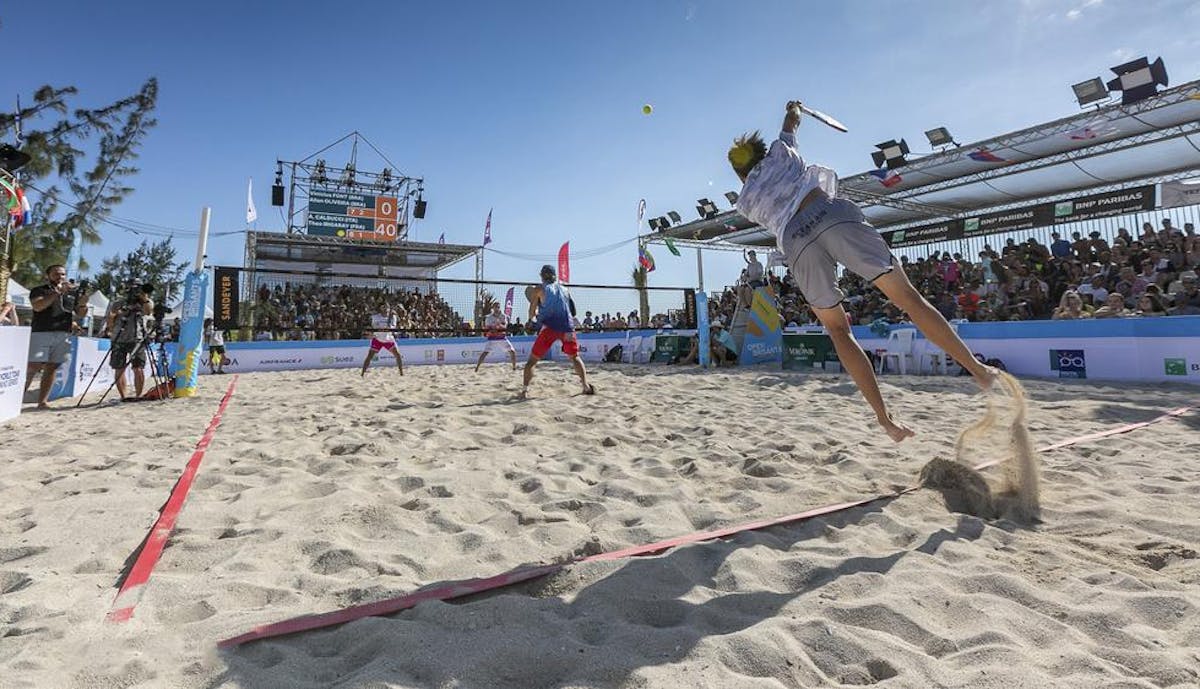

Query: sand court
left=1, top=366, right=1198, bottom=688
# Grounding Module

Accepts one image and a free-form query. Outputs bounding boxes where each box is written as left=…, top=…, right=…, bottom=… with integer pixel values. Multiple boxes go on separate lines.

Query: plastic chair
left=879, top=328, right=916, bottom=375
left=920, top=321, right=959, bottom=375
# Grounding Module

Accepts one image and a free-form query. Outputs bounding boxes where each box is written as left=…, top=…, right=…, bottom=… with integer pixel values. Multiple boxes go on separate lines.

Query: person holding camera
left=105, top=284, right=154, bottom=401
left=25, top=264, right=89, bottom=409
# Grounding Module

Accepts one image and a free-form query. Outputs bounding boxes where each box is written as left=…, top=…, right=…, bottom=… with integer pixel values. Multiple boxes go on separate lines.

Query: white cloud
left=1067, top=0, right=1103, bottom=20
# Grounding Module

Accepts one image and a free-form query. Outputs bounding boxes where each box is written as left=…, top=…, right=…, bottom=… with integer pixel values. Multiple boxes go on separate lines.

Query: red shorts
left=531, top=327, right=579, bottom=358
left=370, top=338, right=397, bottom=353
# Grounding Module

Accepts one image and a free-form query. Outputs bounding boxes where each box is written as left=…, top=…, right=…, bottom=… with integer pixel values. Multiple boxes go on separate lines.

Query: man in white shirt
left=203, top=318, right=227, bottom=374
left=730, top=100, right=998, bottom=442
left=361, top=305, right=403, bottom=376
left=475, top=303, right=517, bottom=372
left=743, top=250, right=766, bottom=289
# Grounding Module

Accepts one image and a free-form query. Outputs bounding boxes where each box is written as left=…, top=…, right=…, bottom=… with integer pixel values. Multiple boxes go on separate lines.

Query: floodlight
left=871, top=139, right=910, bottom=169
left=649, top=217, right=669, bottom=233
left=1106, top=56, right=1168, bottom=105
left=696, top=198, right=719, bottom=219
left=1071, top=77, right=1110, bottom=107
left=724, top=191, right=739, bottom=205
left=924, top=127, right=956, bottom=148
left=667, top=210, right=682, bottom=224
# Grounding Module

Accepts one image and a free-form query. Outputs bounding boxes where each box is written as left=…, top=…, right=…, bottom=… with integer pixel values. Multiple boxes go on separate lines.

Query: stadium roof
left=244, top=231, right=478, bottom=274
left=650, top=79, right=1200, bottom=249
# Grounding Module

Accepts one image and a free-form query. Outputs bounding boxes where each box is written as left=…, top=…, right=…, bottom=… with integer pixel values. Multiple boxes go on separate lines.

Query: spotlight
left=667, top=211, right=682, bottom=224
left=413, top=195, right=427, bottom=219
left=0, top=144, right=32, bottom=173
left=696, top=198, right=719, bottom=219
left=271, top=161, right=285, bottom=206
left=1106, top=56, right=1168, bottom=105
left=871, top=139, right=910, bottom=170
left=724, top=191, right=739, bottom=205
left=648, top=217, right=668, bottom=233
left=313, top=159, right=328, bottom=185
left=924, top=127, right=957, bottom=148
left=1071, top=77, right=1111, bottom=108
left=341, top=163, right=356, bottom=188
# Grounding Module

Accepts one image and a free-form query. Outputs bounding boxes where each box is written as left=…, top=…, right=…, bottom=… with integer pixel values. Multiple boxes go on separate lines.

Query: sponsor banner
left=882, top=219, right=964, bottom=248
left=963, top=205, right=1054, bottom=238
left=214, top=267, right=240, bottom=329
left=174, top=270, right=210, bottom=397
left=739, top=287, right=782, bottom=365
left=683, top=289, right=697, bottom=329
left=1163, top=357, right=1200, bottom=378
left=781, top=333, right=839, bottom=370
left=1160, top=180, right=1200, bottom=210
left=0, top=327, right=31, bottom=422
left=1052, top=185, right=1156, bottom=223
left=1049, top=348, right=1087, bottom=379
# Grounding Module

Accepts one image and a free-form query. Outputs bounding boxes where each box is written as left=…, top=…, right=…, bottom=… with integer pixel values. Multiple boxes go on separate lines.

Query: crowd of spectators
left=714, top=217, right=1198, bottom=326
left=251, top=283, right=464, bottom=340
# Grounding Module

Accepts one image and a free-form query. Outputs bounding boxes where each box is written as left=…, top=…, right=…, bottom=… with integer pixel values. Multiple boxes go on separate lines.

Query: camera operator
left=24, top=264, right=89, bottom=409
left=105, top=282, right=154, bottom=401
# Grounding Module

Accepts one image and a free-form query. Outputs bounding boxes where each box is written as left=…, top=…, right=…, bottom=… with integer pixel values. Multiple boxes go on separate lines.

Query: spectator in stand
left=1050, top=232, right=1071, bottom=259
left=1093, top=293, right=1133, bottom=319
left=1070, top=232, right=1090, bottom=260
left=1052, top=290, right=1090, bottom=320
left=1077, top=274, right=1109, bottom=306
left=1114, top=267, right=1145, bottom=306
left=1137, top=258, right=1159, bottom=290
left=1086, top=231, right=1109, bottom=259
left=1139, top=222, right=1157, bottom=243
left=1170, top=272, right=1200, bottom=315
left=957, top=283, right=982, bottom=320
left=1136, top=293, right=1169, bottom=317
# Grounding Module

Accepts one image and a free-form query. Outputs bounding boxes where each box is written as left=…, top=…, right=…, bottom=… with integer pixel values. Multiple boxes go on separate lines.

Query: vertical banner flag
left=503, top=286, right=515, bottom=318
left=695, top=291, right=711, bottom=368
left=557, top=242, right=570, bottom=283
left=213, top=267, right=240, bottom=330
left=246, top=178, right=257, bottom=224
left=638, top=243, right=656, bottom=272
left=739, top=287, right=784, bottom=365
left=65, top=228, right=83, bottom=280
left=483, top=208, right=493, bottom=245
left=438, top=232, right=445, bottom=245
left=637, top=198, right=646, bottom=225
left=173, top=269, right=210, bottom=397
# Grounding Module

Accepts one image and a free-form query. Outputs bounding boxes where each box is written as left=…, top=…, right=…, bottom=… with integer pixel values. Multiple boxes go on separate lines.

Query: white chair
left=920, top=321, right=959, bottom=375
left=879, top=328, right=916, bottom=375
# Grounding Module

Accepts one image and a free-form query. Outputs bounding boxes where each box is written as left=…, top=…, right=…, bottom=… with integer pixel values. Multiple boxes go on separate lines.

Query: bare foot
left=878, top=415, right=915, bottom=443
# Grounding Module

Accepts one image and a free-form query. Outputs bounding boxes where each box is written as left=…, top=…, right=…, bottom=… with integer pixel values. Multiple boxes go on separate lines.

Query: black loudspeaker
left=271, top=184, right=285, bottom=207
left=413, top=200, right=427, bottom=219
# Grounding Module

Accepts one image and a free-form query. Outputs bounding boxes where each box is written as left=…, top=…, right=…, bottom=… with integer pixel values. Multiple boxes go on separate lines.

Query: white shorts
left=482, top=338, right=515, bottom=354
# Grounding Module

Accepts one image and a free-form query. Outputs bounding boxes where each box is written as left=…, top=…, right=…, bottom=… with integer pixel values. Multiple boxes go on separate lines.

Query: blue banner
left=739, top=287, right=783, bottom=365
left=173, top=270, right=209, bottom=396
left=695, top=291, right=710, bottom=368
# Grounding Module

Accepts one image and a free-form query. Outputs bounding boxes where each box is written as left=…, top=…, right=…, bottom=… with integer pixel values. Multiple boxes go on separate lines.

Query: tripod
left=76, top=310, right=169, bottom=406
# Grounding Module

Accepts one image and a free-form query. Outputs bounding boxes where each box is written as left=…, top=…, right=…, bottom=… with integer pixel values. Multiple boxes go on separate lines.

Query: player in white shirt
left=361, top=306, right=403, bottom=376
left=475, top=303, right=517, bottom=372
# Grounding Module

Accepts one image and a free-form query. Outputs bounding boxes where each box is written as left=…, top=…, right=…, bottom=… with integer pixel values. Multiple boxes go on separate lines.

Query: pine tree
left=1, top=79, right=159, bottom=292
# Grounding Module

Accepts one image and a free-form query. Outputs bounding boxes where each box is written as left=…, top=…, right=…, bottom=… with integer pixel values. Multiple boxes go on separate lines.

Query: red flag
left=557, top=242, right=570, bottom=283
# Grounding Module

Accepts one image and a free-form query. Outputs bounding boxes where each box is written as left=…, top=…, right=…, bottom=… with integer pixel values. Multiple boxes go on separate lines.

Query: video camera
left=61, top=278, right=91, bottom=311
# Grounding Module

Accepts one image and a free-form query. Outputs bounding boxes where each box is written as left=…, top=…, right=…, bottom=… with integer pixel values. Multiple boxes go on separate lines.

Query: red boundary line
left=107, top=376, right=239, bottom=623
left=217, top=404, right=1191, bottom=648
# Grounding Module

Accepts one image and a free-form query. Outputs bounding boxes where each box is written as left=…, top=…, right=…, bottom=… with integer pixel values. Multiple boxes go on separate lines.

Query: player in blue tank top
left=520, top=265, right=595, bottom=399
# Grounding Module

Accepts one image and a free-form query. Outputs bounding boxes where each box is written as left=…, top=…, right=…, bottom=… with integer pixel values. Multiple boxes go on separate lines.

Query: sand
left=1, top=365, right=1197, bottom=688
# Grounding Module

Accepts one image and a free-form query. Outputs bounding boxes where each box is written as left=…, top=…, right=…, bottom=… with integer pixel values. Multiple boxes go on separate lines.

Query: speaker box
left=271, top=185, right=285, bottom=207
left=413, top=200, right=427, bottom=219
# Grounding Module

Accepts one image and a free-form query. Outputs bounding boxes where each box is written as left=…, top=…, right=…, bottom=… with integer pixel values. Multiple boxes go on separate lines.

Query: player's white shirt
left=484, top=313, right=508, bottom=339
left=371, top=313, right=397, bottom=342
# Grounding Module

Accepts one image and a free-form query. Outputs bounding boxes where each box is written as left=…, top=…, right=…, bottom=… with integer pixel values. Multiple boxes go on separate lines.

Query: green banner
left=782, top=333, right=839, bottom=370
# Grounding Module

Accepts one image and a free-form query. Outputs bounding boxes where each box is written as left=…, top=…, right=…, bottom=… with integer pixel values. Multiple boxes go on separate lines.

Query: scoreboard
left=307, top=185, right=402, bottom=241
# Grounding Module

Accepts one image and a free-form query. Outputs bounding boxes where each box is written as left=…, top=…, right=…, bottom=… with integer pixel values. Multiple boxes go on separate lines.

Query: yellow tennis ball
left=642, top=104, right=653, bottom=115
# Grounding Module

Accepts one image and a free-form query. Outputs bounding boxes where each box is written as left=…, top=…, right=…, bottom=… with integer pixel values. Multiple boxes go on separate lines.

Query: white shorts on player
left=476, top=305, right=518, bottom=372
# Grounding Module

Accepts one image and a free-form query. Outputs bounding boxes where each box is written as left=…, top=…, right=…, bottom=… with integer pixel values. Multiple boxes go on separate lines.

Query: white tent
left=165, top=303, right=213, bottom=321
left=7, top=279, right=30, bottom=308
left=87, top=290, right=110, bottom=315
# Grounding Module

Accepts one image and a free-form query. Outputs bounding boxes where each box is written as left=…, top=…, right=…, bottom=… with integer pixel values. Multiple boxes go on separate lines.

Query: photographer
left=105, top=282, right=154, bottom=401
left=25, top=264, right=89, bottom=409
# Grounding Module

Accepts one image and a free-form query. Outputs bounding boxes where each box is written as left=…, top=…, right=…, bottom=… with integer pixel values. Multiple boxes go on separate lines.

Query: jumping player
left=520, top=265, right=595, bottom=399
left=475, top=302, right=517, bottom=372
left=361, top=305, right=403, bottom=376
left=729, top=101, right=997, bottom=442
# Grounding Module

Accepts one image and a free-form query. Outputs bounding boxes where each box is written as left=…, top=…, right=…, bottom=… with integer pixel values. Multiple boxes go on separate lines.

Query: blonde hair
left=728, top=131, right=767, bottom=178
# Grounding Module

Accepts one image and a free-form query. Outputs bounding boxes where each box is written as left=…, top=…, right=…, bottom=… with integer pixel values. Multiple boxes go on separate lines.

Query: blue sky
left=7, top=0, right=1199, bottom=293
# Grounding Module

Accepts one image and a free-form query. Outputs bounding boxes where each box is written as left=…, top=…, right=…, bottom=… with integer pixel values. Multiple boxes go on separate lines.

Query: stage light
left=0, top=144, right=31, bottom=172
left=313, top=159, right=328, bottom=185
left=924, top=127, right=957, bottom=148
left=667, top=210, right=682, bottom=224
left=724, top=191, right=739, bottom=205
left=648, top=217, right=668, bottom=232
left=1071, top=77, right=1111, bottom=108
left=1106, top=56, right=1168, bottom=105
left=871, top=139, right=910, bottom=170
left=341, top=163, right=356, bottom=188
left=696, top=198, right=719, bottom=219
